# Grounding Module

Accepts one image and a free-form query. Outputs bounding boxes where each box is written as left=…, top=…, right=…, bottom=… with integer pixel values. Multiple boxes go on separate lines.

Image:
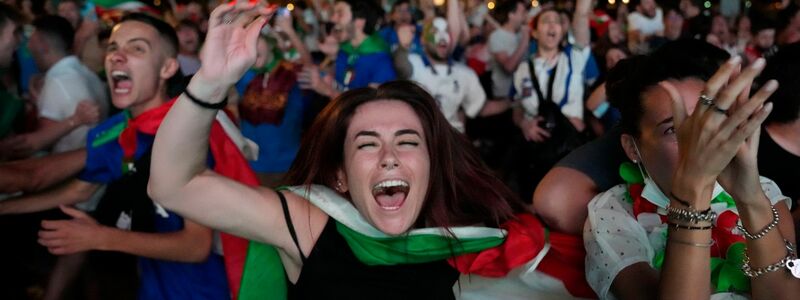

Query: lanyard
left=526, top=57, right=559, bottom=106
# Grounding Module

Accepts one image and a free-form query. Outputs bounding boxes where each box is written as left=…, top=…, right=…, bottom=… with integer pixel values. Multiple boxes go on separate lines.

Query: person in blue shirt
left=2, top=13, right=230, bottom=299
left=301, top=0, right=396, bottom=98
left=377, top=0, right=423, bottom=56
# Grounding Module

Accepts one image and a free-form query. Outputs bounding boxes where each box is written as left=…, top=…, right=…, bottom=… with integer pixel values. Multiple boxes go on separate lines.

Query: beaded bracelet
left=667, top=206, right=717, bottom=224
left=736, top=205, right=779, bottom=240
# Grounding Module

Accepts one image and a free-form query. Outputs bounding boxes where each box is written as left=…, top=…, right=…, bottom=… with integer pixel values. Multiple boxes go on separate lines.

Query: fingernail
left=751, top=58, right=765, bottom=69
left=728, top=56, right=741, bottom=65
left=764, top=102, right=773, bottom=112
left=765, top=80, right=778, bottom=92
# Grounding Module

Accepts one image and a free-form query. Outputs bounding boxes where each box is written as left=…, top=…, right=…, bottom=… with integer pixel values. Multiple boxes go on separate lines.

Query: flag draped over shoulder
left=109, top=98, right=259, bottom=300
left=234, top=185, right=596, bottom=299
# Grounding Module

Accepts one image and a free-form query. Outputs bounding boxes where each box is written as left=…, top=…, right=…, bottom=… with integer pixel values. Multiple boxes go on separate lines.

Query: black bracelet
left=184, top=89, right=228, bottom=110
left=668, top=222, right=713, bottom=230
left=669, top=191, right=711, bottom=214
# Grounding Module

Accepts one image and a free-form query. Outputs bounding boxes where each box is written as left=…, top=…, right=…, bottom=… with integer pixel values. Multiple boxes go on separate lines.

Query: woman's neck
left=536, top=47, right=559, bottom=62
left=766, top=119, right=800, bottom=156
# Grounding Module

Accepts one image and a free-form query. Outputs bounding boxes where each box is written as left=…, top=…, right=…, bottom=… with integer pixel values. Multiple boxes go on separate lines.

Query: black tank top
left=278, top=192, right=460, bottom=299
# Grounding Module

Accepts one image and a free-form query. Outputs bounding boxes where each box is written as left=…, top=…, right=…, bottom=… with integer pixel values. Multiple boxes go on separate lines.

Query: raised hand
left=273, top=8, right=293, bottom=33
left=194, top=0, right=276, bottom=92
left=397, top=24, right=415, bottom=49
left=660, top=57, right=775, bottom=207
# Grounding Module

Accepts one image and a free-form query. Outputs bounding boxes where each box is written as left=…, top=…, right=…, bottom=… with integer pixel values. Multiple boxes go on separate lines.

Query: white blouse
left=583, top=177, right=791, bottom=300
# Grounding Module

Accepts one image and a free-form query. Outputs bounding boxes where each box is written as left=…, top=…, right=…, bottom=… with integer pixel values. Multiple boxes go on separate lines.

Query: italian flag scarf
left=233, top=185, right=595, bottom=299
left=96, top=98, right=260, bottom=300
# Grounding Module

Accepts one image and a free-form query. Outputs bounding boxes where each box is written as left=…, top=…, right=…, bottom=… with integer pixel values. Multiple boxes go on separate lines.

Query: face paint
left=424, top=17, right=450, bottom=46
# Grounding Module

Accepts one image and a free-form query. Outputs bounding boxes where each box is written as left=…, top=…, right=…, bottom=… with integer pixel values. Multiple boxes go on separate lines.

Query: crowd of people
left=0, top=0, right=799, bottom=299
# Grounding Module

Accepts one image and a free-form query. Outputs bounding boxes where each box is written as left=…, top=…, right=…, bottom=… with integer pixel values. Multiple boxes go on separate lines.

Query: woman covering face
left=584, top=40, right=799, bottom=299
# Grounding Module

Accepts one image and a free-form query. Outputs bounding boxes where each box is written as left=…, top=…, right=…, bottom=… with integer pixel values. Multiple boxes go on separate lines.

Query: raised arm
left=148, top=1, right=314, bottom=257
left=273, top=11, right=312, bottom=66
left=392, top=24, right=415, bottom=80
left=572, top=0, right=591, bottom=49
left=656, top=56, right=778, bottom=299
left=446, top=0, right=462, bottom=52
left=492, top=27, right=530, bottom=74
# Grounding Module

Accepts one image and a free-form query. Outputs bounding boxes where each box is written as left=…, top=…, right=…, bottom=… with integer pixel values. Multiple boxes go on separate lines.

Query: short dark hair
left=750, top=14, right=776, bottom=35
left=0, top=3, right=25, bottom=29
left=392, top=0, right=411, bottom=11
left=32, top=15, right=74, bottom=55
left=175, top=19, right=201, bottom=37
left=757, top=42, right=800, bottom=124
left=608, top=40, right=729, bottom=136
left=343, top=0, right=383, bottom=35
left=492, top=0, right=524, bottom=26
left=121, top=12, right=179, bottom=58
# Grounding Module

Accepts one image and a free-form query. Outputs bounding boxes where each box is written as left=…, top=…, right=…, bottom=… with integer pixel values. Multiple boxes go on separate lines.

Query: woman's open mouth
left=371, top=180, right=410, bottom=211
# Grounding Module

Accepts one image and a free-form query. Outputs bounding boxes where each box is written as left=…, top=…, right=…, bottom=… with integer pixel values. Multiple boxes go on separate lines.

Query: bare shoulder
left=262, top=187, right=329, bottom=257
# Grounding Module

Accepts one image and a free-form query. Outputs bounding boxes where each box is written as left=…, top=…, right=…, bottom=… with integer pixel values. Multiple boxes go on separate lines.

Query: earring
left=336, top=180, right=343, bottom=192
left=632, top=159, right=638, bottom=164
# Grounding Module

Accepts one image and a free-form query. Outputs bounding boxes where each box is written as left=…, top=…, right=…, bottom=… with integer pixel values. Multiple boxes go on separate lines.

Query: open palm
left=197, top=1, right=275, bottom=86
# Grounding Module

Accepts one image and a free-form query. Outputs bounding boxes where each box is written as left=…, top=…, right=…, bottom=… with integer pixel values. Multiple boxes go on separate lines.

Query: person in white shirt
left=25, top=15, right=108, bottom=154
left=393, top=1, right=508, bottom=133
left=584, top=40, right=798, bottom=300
left=512, top=0, right=592, bottom=142
left=487, top=0, right=529, bottom=99
left=508, top=0, right=592, bottom=201
left=627, top=0, right=664, bottom=54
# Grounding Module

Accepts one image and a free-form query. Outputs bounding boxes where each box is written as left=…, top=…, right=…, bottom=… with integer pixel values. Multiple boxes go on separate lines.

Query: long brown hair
left=284, top=80, right=525, bottom=229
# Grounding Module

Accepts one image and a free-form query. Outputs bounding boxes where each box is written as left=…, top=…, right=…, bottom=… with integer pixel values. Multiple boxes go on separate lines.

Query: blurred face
left=534, top=10, right=563, bottom=51
left=607, top=21, right=624, bottom=44
left=755, top=29, right=775, bottom=49
left=664, top=10, right=684, bottom=40
left=423, top=17, right=451, bottom=61
left=605, top=47, right=627, bottom=69
left=341, top=100, right=430, bottom=236
left=176, top=26, right=199, bottom=55
left=330, top=1, right=354, bottom=42
left=57, top=1, right=81, bottom=29
left=0, top=21, right=20, bottom=68
left=27, top=31, right=47, bottom=70
left=392, top=3, right=412, bottom=26
left=105, top=21, right=177, bottom=115
left=624, top=78, right=704, bottom=195
left=737, top=16, right=750, bottom=36
left=711, top=15, right=729, bottom=40
left=639, top=0, right=657, bottom=18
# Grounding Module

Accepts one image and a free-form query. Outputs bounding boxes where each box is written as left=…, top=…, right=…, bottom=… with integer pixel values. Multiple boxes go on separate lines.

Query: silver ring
left=712, top=105, right=728, bottom=114
left=222, top=14, right=235, bottom=24
left=699, top=94, right=714, bottom=106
